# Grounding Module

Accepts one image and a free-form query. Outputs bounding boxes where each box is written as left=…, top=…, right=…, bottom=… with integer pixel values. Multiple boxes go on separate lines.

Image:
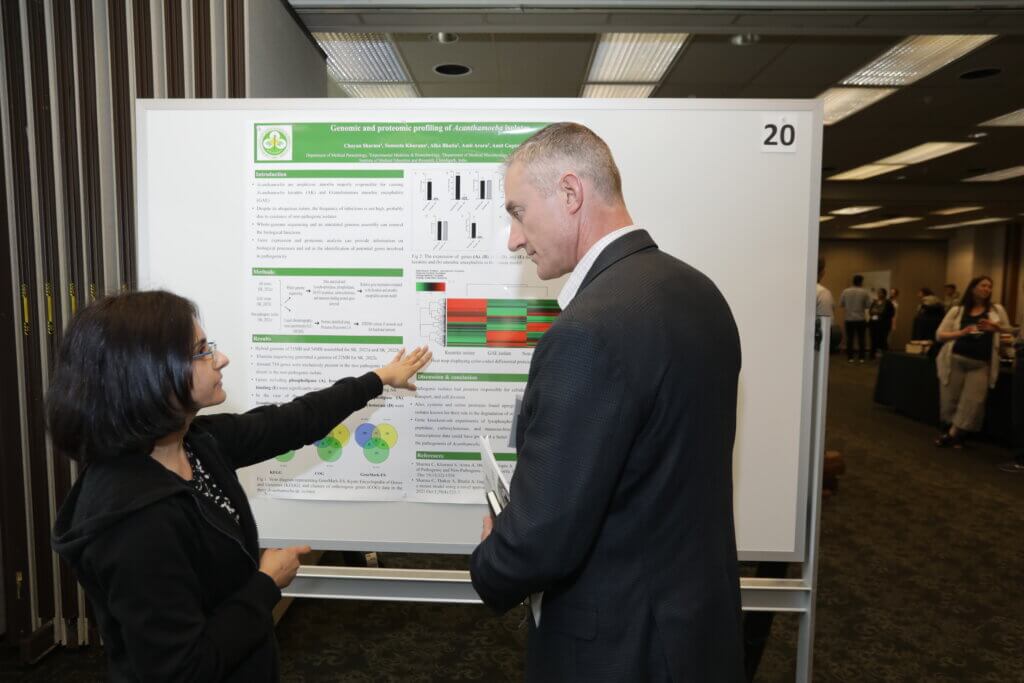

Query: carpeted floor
left=3, top=357, right=1022, bottom=682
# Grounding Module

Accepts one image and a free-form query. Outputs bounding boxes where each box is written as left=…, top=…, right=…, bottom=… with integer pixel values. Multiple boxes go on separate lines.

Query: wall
left=946, top=224, right=1014, bottom=320
left=946, top=228, right=976, bottom=296
left=247, top=0, right=326, bottom=97
left=819, top=239, right=948, bottom=348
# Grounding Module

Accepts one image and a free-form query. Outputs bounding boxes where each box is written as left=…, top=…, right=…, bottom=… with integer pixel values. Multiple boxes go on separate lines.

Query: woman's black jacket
left=52, top=373, right=383, bottom=682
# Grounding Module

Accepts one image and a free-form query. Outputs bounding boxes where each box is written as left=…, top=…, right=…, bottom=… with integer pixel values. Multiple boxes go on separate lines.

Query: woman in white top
left=934, top=276, right=1010, bottom=448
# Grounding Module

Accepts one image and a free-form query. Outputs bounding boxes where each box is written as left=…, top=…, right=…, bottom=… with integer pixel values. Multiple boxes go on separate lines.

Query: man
left=469, top=123, right=744, bottom=682
left=839, top=275, right=872, bottom=363
left=943, top=283, right=961, bottom=311
left=815, top=257, right=834, bottom=318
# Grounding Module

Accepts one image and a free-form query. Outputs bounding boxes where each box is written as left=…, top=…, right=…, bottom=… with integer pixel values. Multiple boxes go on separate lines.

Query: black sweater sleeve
left=199, top=373, right=384, bottom=469
left=90, top=503, right=281, bottom=682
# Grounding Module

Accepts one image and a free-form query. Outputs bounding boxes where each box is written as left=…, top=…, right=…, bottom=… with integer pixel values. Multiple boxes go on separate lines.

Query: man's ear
left=559, top=172, right=584, bottom=215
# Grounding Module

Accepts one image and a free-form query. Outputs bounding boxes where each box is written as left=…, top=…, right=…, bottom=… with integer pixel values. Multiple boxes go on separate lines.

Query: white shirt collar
left=557, top=225, right=642, bottom=310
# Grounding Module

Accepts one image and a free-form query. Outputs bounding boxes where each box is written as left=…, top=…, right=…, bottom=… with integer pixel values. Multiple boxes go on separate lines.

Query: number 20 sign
left=760, top=113, right=799, bottom=154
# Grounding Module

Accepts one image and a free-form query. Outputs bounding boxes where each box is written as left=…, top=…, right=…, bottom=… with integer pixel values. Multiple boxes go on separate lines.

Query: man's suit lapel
left=577, top=229, right=658, bottom=296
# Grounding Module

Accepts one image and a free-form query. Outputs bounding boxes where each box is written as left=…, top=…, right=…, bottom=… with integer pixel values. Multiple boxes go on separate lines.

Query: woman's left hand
left=374, top=346, right=432, bottom=390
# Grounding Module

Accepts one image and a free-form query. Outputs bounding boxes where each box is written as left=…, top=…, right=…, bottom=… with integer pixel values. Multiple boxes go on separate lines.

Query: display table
left=873, top=351, right=1014, bottom=445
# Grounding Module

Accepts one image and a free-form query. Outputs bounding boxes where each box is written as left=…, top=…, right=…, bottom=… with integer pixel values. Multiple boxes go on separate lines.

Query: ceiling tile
left=663, top=36, right=787, bottom=85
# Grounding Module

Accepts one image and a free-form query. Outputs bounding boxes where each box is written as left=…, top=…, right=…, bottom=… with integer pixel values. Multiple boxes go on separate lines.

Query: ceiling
left=293, top=2, right=1024, bottom=240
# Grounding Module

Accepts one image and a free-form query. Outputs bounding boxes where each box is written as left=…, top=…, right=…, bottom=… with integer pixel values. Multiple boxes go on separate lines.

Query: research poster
left=245, top=121, right=562, bottom=503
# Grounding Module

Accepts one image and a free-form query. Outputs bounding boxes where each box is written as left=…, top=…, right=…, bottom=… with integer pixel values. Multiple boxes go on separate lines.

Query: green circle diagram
left=352, top=422, right=398, bottom=464
left=261, top=128, right=289, bottom=156
left=275, top=450, right=295, bottom=463
left=316, top=436, right=343, bottom=463
left=363, top=436, right=391, bottom=464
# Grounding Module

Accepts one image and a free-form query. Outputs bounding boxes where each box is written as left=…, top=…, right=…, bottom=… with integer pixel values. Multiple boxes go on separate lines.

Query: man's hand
left=480, top=515, right=493, bottom=542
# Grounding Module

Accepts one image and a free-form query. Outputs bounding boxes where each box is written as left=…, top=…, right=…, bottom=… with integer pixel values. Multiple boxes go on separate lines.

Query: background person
left=868, top=287, right=896, bottom=359
left=49, top=291, right=430, bottom=682
left=934, top=276, right=1010, bottom=448
left=839, top=274, right=872, bottom=363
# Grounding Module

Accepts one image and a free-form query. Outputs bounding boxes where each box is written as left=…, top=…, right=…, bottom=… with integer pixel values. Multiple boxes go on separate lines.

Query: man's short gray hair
left=506, top=123, right=623, bottom=202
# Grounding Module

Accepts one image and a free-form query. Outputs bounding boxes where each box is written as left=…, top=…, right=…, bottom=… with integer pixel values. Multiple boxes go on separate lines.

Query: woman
left=49, top=291, right=431, bottom=681
left=934, top=276, right=1010, bottom=448
left=868, top=287, right=895, bottom=359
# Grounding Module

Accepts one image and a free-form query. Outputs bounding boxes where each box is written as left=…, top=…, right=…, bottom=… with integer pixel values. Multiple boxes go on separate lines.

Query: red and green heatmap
left=446, top=298, right=561, bottom=347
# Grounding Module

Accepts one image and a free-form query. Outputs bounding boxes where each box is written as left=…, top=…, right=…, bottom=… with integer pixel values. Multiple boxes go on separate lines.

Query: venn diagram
left=276, top=422, right=398, bottom=465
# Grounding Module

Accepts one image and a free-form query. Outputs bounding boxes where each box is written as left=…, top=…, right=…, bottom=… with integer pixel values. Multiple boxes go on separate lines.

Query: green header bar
left=416, top=451, right=517, bottom=461
left=252, top=334, right=403, bottom=345
left=251, top=268, right=403, bottom=277
left=417, top=372, right=528, bottom=382
left=255, top=122, right=548, bottom=164
left=254, top=169, right=404, bottom=179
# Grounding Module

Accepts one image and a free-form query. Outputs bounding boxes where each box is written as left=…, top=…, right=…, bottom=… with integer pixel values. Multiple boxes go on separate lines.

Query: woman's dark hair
left=960, top=276, right=992, bottom=313
left=47, top=291, right=200, bottom=465
left=877, top=288, right=888, bottom=299
left=920, top=287, right=933, bottom=296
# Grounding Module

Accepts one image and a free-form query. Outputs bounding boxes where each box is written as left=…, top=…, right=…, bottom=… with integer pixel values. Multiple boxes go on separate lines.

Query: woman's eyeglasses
left=191, top=341, right=217, bottom=362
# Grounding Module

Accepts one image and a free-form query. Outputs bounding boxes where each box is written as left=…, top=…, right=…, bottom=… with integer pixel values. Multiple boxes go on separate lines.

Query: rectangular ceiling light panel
left=340, top=83, right=419, bottom=98
left=963, top=166, right=1024, bottom=182
left=829, top=164, right=906, bottom=181
left=587, top=33, right=689, bottom=83
left=931, top=206, right=983, bottom=216
left=850, top=216, right=921, bottom=229
left=876, top=141, right=976, bottom=165
left=979, top=108, right=1024, bottom=127
left=582, top=84, right=657, bottom=98
left=841, top=35, right=996, bottom=87
left=315, top=32, right=409, bottom=82
left=830, top=206, right=881, bottom=215
left=821, top=87, right=897, bottom=125
left=928, top=217, right=1007, bottom=230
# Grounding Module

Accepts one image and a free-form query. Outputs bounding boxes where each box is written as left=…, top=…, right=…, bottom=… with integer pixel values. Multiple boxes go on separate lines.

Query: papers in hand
left=479, top=434, right=510, bottom=518
left=478, top=433, right=543, bottom=627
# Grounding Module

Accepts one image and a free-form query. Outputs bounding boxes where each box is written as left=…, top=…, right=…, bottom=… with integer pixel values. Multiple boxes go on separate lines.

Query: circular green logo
left=261, top=128, right=289, bottom=157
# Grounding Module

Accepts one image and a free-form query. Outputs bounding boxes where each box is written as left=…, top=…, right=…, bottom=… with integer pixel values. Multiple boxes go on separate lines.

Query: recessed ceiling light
left=932, top=206, right=984, bottom=216
left=588, top=33, right=690, bottom=82
left=841, top=35, right=996, bottom=87
left=980, top=108, right=1024, bottom=127
left=851, top=216, right=922, bottom=229
left=960, top=67, right=1001, bottom=80
left=581, top=84, right=657, bottom=98
left=820, top=87, right=897, bottom=125
left=963, top=165, right=1024, bottom=182
left=927, top=217, right=1007, bottom=230
left=967, top=131, right=988, bottom=139
left=829, top=164, right=907, bottom=181
left=830, top=206, right=882, bottom=215
left=819, top=216, right=835, bottom=222
left=434, top=63, right=471, bottom=77
left=430, top=32, right=460, bottom=44
left=730, top=33, right=760, bottom=46
left=876, top=141, right=976, bottom=165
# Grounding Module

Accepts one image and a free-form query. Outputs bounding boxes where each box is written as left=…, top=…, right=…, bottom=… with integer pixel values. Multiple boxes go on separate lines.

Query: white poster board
left=137, top=99, right=822, bottom=560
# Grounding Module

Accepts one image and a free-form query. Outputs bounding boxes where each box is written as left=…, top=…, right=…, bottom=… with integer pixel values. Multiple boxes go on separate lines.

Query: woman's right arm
left=202, top=347, right=431, bottom=469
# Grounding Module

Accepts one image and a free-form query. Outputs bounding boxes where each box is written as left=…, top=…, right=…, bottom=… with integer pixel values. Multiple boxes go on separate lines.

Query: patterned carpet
left=3, top=357, right=1022, bottom=682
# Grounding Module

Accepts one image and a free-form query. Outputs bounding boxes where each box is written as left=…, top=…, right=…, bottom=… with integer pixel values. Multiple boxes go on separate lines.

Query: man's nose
left=507, top=223, right=525, bottom=253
